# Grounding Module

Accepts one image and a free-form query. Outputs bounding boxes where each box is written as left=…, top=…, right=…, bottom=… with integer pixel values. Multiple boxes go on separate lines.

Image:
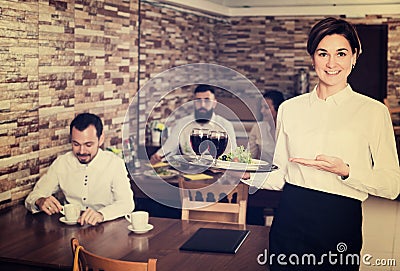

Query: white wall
left=361, top=196, right=400, bottom=271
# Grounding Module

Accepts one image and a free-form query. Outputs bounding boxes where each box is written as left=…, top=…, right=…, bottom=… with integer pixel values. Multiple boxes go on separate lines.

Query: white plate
left=216, top=158, right=267, bottom=170
left=128, top=224, right=154, bottom=234
left=59, top=216, right=78, bottom=225
left=143, top=169, right=179, bottom=179
left=169, top=155, right=277, bottom=172
left=214, top=159, right=277, bottom=172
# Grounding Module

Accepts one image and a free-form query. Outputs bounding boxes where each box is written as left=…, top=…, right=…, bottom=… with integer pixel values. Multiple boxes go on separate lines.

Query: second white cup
left=125, top=211, right=149, bottom=230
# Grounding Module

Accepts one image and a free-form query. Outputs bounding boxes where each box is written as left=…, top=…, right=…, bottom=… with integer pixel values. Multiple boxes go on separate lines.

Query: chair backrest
left=178, top=178, right=248, bottom=224
left=71, top=238, right=157, bottom=271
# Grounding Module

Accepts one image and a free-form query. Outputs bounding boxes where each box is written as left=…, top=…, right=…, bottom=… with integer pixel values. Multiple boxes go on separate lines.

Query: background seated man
left=248, top=90, right=284, bottom=163
left=25, top=113, right=134, bottom=226
left=150, top=84, right=237, bottom=164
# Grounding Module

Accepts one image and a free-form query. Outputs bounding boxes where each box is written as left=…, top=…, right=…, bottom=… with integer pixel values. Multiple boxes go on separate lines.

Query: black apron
left=269, top=183, right=362, bottom=271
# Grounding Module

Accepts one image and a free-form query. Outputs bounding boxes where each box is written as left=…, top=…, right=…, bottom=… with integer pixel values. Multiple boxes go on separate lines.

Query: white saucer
left=59, top=216, right=78, bottom=225
left=128, top=224, right=154, bottom=234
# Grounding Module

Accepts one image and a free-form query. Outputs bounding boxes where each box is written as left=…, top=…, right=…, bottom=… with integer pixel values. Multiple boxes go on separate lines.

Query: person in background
left=248, top=90, right=284, bottom=163
left=25, top=113, right=134, bottom=226
left=150, top=84, right=237, bottom=164
left=243, top=17, right=400, bottom=270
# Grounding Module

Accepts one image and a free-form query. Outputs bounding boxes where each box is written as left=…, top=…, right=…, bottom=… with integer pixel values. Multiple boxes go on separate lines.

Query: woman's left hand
left=289, top=154, right=349, bottom=177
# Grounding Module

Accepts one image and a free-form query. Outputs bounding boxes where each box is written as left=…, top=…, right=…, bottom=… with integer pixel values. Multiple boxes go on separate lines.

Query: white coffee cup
left=61, top=204, right=81, bottom=221
left=125, top=211, right=149, bottom=230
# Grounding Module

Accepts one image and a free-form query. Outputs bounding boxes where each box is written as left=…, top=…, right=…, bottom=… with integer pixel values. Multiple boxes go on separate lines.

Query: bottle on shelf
left=123, top=139, right=134, bottom=170
left=129, top=135, right=141, bottom=169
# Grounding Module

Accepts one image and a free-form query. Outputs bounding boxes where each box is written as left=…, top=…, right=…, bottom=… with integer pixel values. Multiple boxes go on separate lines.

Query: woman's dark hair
left=307, top=17, right=362, bottom=59
left=264, top=90, right=285, bottom=112
left=70, top=113, right=103, bottom=139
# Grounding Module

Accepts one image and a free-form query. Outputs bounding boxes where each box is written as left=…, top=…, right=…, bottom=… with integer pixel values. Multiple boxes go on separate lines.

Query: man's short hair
left=194, top=84, right=216, bottom=94
left=70, top=113, right=103, bottom=139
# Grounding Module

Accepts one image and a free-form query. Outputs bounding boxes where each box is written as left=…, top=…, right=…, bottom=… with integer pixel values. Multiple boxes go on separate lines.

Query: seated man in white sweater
left=25, top=113, right=134, bottom=226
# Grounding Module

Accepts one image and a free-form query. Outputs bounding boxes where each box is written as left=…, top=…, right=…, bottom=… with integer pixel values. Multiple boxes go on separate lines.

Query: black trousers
left=269, top=183, right=362, bottom=271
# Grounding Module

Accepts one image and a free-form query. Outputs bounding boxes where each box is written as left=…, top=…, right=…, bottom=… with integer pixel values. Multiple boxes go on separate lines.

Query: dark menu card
left=179, top=228, right=250, bottom=254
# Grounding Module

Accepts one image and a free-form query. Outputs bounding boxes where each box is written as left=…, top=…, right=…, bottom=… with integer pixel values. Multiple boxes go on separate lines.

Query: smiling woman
left=311, top=34, right=357, bottom=99
left=248, top=17, right=400, bottom=271
left=307, top=18, right=361, bottom=100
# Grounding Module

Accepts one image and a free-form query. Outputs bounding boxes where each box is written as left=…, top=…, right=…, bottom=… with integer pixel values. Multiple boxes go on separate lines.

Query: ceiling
left=158, top=0, right=400, bottom=17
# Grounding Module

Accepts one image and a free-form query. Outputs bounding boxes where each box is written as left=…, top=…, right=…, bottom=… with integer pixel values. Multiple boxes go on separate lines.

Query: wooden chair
left=178, top=178, right=248, bottom=224
left=71, top=238, right=157, bottom=271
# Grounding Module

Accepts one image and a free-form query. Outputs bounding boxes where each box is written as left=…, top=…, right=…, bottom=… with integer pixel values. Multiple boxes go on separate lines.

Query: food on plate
left=146, top=167, right=178, bottom=178
left=155, top=168, right=174, bottom=176
left=219, top=146, right=252, bottom=164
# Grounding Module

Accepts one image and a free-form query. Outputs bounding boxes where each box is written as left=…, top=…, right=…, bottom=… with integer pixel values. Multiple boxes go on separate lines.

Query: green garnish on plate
left=219, top=146, right=252, bottom=164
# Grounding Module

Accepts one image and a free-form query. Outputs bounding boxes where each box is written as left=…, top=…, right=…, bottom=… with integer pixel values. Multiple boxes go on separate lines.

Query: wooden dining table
left=0, top=204, right=271, bottom=271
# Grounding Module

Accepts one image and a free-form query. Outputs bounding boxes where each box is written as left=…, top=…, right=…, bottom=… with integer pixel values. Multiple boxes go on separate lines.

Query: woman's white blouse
left=252, top=85, right=400, bottom=201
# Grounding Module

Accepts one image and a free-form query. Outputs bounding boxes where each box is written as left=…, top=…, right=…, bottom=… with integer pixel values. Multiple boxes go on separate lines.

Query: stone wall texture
left=0, top=0, right=139, bottom=209
left=218, top=15, right=400, bottom=100
left=1, top=0, right=399, bottom=209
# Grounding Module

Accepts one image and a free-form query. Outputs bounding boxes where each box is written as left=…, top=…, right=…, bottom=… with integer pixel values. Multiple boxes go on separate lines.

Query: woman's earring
left=352, top=64, right=355, bottom=69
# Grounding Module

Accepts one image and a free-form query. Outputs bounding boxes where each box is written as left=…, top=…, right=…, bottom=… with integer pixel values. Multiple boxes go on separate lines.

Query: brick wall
left=138, top=2, right=222, bottom=144
left=0, top=0, right=139, bottom=209
left=217, top=15, right=400, bottom=100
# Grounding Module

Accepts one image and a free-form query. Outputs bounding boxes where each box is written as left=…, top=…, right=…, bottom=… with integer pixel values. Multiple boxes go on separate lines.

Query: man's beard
left=195, top=108, right=213, bottom=124
left=76, top=153, right=92, bottom=164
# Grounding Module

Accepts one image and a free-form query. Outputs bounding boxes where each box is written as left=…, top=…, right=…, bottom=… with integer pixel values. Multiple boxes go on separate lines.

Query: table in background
left=0, top=204, right=270, bottom=271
